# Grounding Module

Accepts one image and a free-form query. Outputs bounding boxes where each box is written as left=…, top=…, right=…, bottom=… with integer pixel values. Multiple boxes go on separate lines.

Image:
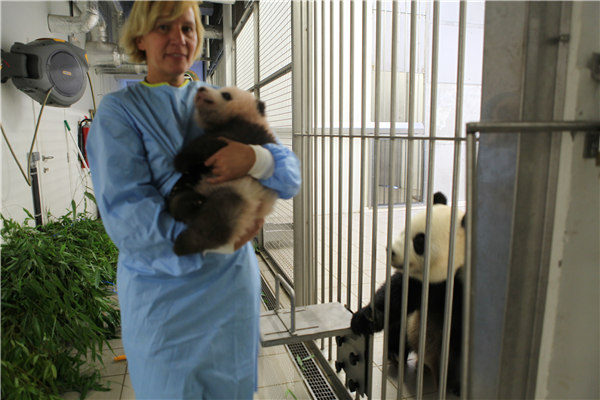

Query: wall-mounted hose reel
left=1, top=38, right=89, bottom=107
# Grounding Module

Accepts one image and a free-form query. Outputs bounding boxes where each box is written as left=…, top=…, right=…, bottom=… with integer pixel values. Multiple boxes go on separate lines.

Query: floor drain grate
left=260, top=277, right=338, bottom=400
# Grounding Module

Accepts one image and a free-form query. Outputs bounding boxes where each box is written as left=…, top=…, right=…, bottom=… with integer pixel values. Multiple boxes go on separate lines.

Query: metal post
left=292, top=0, right=309, bottom=306
left=438, top=1, right=467, bottom=398
left=337, top=0, right=344, bottom=305
left=346, top=0, right=356, bottom=313
left=383, top=0, right=401, bottom=399
left=372, top=0, right=383, bottom=395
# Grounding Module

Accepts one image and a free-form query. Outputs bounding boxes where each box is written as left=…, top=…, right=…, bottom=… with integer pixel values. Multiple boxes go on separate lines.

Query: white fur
left=390, top=204, right=465, bottom=283
left=194, top=86, right=269, bottom=131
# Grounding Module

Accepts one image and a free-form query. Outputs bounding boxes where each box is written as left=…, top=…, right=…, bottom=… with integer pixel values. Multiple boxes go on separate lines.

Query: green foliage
left=1, top=211, right=120, bottom=399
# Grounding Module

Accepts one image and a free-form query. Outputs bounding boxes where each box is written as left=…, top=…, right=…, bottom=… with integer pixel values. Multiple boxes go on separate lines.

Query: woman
left=86, top=2, right=301, bottom=398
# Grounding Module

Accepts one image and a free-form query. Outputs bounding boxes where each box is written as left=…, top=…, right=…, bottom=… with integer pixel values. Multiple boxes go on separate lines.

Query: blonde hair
left=120, top=1, right=204, bottom=63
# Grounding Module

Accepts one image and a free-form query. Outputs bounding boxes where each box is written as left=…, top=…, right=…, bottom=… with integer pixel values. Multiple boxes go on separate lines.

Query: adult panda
left=350, top=192, right=465, bottom=395
left=168, top=86, right=278, bottom=255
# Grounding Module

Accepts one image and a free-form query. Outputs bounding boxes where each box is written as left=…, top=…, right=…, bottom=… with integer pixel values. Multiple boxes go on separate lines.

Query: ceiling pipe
left=85, top=12, right=124, bottom=67
left=86, top=41, right=124, bottom=67
left=48, top=1, right=100, bottom=34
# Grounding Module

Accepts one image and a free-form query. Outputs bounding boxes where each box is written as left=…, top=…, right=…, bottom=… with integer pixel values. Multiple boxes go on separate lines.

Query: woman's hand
left=204, top=137, right=255, bottom=184
left=233, top=217, right=265, bottom=251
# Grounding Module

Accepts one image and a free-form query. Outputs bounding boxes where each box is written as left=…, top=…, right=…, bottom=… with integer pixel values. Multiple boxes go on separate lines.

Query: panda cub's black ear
left=433, top=192, right=447, bottom=205
left=256, top=100, right=266, bottom=116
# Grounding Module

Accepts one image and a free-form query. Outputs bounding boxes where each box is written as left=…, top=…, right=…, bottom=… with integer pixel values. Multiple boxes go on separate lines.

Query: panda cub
left=351, top=192, right=465, bottom=395
left=168, top=86, right=278, bottom=255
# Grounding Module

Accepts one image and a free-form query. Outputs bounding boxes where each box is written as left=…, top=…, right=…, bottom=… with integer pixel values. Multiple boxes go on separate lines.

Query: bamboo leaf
left=2, top=213, right=119, bottom=398
left=83, top=191, right=97, bottom=204
left=22, top=208, right=34, bottom=221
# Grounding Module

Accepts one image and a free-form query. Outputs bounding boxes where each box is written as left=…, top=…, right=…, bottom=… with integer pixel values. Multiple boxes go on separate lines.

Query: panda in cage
left=168, top=86, right=278, bottom=255
left=351, top=192, right=465, bottom=395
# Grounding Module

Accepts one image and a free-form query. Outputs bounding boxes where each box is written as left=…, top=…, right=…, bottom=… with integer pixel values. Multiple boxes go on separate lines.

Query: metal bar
left=320, top=0, right=326, bottom=351
left=253, top=1, right=260, bottom=98
left=275, top=274, right=296, bottom=333
left=373, top=0, right=384, bottom=395
left=292, top=0, right=307, bottom=305
left=306, top=0, right=315, bottom=306
left=310, top=3, right=323, bottom=304
left=29, top=161, right=43, bottom=226
left=383, top=0, right=401, bottom=398
left=294, top=132, right=465, bottom=141
left=405, top=1, right=425, bottom=398
left=337, top=0, right=344, bottom=305
left=466, top=120, right=600, bottom=134
left=346, top=0, right=356, bottom=312
left=250, top=64, right=292, bottom=93
left=320, top=0, right=325, bottom=305
left=463, top=131, right=476, bottom=398
left=232, top=2, right=254, bottom=40
left=438, top=2, right=467, bottom=399
left=399, top=0, right=439, bottom=399
left=357, top=3, right=368, bottom=308
left=328, top=0, right=334, bottom=361
left=360, top=2, right=370, bottom=395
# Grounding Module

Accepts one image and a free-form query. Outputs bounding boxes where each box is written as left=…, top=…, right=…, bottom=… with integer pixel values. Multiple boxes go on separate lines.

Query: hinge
left=592, top=52, right=600, bottom=82
left=583, top=132, right=600, bottom=165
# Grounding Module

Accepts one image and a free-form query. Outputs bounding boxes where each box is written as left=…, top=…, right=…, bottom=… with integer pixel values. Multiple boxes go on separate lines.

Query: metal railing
left=291, top=1, right=481, bottom=399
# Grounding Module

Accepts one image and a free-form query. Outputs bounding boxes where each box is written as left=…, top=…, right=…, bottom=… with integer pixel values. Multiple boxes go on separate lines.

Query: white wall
left=536, top=2, right=600, bottom=398
left=1, top=1, right=119, bottom=224
left=430, top=1, right=484, bottom=203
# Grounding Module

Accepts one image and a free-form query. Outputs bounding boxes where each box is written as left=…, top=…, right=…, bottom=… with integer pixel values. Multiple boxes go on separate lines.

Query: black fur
left=350, top=268, right=463, bottom=395
left=173, top=117, right=275, bottom=175
left=433, top=192, right=447, bottom=205
left=168, top=91, right=276, bottom=255
left=172, top=187, right=244, bottom=255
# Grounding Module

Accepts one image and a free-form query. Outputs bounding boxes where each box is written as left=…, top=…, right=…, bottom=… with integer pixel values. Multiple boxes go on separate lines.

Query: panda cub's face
left=194, top=86, right=267, bottom=130
left=390, top=193, right=465, bottom=283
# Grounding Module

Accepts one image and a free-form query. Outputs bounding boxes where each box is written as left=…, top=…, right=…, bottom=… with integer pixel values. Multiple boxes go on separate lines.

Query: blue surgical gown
left=86, top=80, right=301, bottom=399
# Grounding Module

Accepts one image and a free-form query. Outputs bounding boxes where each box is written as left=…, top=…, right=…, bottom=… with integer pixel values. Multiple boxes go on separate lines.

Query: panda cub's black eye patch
left=221, top=92, right=232, bottom=101
left=413, top=233, right=425, bottom=255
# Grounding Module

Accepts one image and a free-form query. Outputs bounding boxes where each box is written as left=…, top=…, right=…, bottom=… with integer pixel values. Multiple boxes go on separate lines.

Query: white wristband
left=202, top=243, right=235, bottom=255
left=248, top=145, right=275, bottom=180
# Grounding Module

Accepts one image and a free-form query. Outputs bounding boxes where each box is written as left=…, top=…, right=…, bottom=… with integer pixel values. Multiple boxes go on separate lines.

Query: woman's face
left=136, top=6, right=198, bottom=86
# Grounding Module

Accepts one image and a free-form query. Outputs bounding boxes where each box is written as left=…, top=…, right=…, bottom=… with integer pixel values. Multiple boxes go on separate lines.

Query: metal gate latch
left=335, top=333, right=370, bottom=396
left=583, top=132, right=600, bottom=165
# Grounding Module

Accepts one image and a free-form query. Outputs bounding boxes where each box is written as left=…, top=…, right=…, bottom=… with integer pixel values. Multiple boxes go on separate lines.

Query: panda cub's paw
left=351, top=306, right=382, bottom=335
